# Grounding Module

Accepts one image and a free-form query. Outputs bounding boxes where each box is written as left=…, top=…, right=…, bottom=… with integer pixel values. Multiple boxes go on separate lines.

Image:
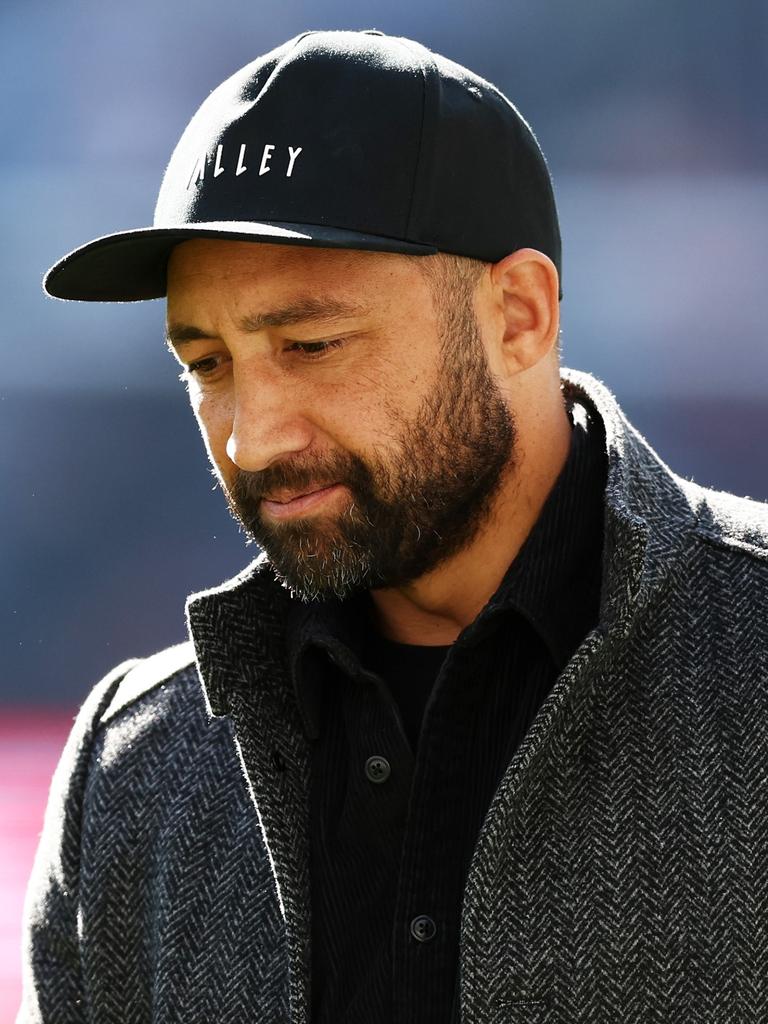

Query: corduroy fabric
left=16, top=366, right=768, bottom=1024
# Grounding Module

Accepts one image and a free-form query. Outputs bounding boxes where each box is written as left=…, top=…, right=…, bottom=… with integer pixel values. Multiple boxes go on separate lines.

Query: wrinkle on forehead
left=165, top=240, right=435, bottom=337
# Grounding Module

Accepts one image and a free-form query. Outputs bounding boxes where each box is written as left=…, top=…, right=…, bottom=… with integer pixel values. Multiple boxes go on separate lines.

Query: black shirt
left=285, top=393, right=607, bottom=1024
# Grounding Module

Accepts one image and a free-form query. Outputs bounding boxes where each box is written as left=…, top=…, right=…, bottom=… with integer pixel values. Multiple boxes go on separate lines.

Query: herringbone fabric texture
left=17, top=367, right=768, bottom=1023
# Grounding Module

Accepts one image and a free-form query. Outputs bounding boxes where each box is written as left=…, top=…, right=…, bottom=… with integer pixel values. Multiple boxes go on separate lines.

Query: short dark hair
left=407, top=251, right=562, bottom=362
left=405, top=252, right=487, bottom=359
left=407, top=251, right=486, bottom=312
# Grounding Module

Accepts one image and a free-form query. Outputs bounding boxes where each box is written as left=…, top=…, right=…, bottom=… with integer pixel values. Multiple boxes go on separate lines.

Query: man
left=19, top=28, right=768, bottom=1024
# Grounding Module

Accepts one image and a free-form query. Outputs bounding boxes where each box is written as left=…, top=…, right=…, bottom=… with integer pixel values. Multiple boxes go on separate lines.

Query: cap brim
left=43, top=221, right=439, bottom=301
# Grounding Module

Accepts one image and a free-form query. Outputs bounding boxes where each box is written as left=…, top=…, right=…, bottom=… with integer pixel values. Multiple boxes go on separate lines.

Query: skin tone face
left=165, top=239, right=570, bottom=645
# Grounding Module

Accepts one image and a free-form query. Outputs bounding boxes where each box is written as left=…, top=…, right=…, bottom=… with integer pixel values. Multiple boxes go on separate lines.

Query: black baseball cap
left=44, top=29, right=562, bottom=302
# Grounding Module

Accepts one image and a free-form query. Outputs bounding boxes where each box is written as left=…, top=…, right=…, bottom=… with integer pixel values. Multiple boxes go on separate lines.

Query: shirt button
left=365, top=755, right=391, bottom=784
left=410, top=915, right=437, bottom=943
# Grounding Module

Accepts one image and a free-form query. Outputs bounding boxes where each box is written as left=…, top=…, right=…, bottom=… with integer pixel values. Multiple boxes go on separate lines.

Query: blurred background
left=2, top=0, right=766, bottom=1015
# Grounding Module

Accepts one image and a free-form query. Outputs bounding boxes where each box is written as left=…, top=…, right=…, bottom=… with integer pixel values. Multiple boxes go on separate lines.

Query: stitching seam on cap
left=252, top=31, right=317, bottom=107
left=397, top=38, right=437, bottom=243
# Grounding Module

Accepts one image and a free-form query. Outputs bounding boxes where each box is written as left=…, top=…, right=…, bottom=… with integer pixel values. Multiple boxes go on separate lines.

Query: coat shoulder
left=98, top=640, right=197, bottom=727
left=681, top=476, right=768, bottom=563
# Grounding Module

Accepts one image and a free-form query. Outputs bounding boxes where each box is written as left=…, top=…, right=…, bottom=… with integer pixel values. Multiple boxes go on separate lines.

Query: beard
left=220, top=302, right=518, bottom=602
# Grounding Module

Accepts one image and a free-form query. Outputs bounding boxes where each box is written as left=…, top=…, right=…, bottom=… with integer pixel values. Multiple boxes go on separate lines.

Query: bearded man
left=19, top=29, right=768, bottom=1024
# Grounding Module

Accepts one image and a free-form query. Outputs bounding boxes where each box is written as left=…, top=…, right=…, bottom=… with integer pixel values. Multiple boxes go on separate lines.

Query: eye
left=285, top=338, right=346, bottom=360
left=178, top=355, right=225, bottom=382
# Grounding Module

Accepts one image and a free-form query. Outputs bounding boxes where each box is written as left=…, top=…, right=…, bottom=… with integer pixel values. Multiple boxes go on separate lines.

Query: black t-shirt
left=360, top=629, right=452, bottom=754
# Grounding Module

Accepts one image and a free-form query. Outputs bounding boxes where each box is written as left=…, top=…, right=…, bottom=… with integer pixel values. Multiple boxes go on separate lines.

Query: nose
left=224, top=365, right=313, bottom=472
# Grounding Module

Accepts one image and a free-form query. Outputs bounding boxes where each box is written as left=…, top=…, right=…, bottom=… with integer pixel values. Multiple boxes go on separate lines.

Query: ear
left=487, top=248, right=560, bottom=376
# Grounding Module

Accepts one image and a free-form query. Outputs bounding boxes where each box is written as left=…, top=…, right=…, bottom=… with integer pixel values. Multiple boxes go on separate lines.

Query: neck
left=367, top=394, right=573, bottom=646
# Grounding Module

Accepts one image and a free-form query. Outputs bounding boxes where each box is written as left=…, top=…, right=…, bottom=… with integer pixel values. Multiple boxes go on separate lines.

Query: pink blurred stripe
left=0, top=709, right=73, bottom=1021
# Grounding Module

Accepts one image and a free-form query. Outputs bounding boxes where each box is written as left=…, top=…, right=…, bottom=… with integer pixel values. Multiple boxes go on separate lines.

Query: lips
left=263, top=483, right=334, bottom=504
left=261, top=482, right=345, bottom=519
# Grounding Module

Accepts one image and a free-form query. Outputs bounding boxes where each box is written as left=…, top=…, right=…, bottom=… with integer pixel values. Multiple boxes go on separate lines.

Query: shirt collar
left=473, top=393, right=607, bottom=666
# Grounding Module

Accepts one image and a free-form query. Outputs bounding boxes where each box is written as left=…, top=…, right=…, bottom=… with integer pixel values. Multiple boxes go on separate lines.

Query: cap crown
left=156, top=29, right=561, bottom=271
left=156, top=31, right=426, bottom=241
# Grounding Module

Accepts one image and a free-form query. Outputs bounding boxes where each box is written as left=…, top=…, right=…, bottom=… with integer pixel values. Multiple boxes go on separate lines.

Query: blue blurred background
left=1, top=0, right=766, bottom=1011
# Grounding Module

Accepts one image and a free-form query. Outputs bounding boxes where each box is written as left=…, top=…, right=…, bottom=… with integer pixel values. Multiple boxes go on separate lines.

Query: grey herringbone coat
left=18, top=367, right=768, bottom=1024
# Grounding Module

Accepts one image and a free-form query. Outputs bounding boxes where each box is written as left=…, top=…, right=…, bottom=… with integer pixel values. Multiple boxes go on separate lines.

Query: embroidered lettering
left=259, top=144, right=275, bottom=176
left=286, top=146, right=303, bottom=177
left=187, top=151, right=206, bottom=189
left=186, top=142, right=304, bottom=188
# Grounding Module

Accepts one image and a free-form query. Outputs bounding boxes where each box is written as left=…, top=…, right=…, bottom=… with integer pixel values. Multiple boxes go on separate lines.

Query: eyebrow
left=165, top=295, right=371, bottom=352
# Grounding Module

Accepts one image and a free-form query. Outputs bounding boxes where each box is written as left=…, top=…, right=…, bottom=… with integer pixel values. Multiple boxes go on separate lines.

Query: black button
left=410, top=915, right=437, bottom=942
left=365, top=755, right=391, bottom=783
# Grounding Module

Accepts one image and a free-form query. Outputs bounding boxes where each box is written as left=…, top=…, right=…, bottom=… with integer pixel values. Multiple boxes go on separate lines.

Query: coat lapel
left=185, top=556, right=313, bottom=1024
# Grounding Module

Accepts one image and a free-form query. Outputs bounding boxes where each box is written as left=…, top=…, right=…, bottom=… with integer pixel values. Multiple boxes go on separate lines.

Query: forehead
left=166, top=239, right=425, bottom=312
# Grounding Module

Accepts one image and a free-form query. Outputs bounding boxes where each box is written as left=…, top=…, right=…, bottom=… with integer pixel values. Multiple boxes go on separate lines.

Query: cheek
left=324, top=385, right=393, bottom=449
left=377, top=366, right=435, bottom=431
left=189, top=391, right=235, bottom=475
left=339, top=349, right=428, bottom=431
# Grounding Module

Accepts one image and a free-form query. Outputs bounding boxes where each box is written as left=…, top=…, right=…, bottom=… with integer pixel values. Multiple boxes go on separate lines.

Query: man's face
left=166, top=240, right=517, bottom=601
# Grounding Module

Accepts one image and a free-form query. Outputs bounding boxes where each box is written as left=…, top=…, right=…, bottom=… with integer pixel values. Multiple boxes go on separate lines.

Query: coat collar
left=563, top=367, right=697, bottom=635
